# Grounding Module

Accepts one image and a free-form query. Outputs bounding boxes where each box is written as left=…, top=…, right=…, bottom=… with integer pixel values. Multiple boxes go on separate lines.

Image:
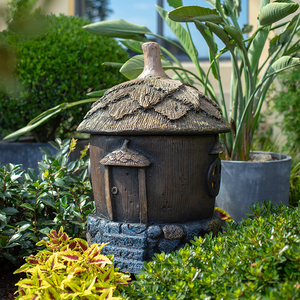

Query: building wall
left=0, top=0, right=74, bottom=31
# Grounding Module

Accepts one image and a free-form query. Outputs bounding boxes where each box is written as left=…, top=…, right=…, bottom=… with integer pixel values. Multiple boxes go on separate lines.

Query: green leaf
left=167, top=0, right=183, bottom=9
left=0, top=213, right=7, bottom=223
left=120, top=39, right=144, bottom=53
left=83, top=19, right=151, bottom=41
left=1, top=229, right=14, bottom=236
left=224, top=25, right=244, bottom=48
left=41, top=198, right=56, bottom=209
left=102, top=62, right=124, bottom=68
left=39, top=227, right=51, bottom=234
left=39, top=147, right=53, bottom=156
left=66, top=98, right=97, bottom=109
left=18, top=224, right=31, bottom=232
left=284, top=42, right=300, bottom=56
left=9, top=233, right=22, bottom=243
left=0, top=252, right=17, bottom=265
left=156, top=5, right=199, bottom=72
left=194, top=21, right=217, bottom=57
left=54, top=178, right=65, bottom=187
left=168, top=6, right=224, bottom=23
left=60, top=196, right=68, bottom=208
left=205, top=0, right=217, bottom=8
left=205, top=21, right=235, bottom=52
left=3, top=104, right=67, bottom=140
left=48, top=141, right=60, bottom=150
left=20, top=203, right=35, bottom=211
left=248, top=27, right=269, bottom=77
left=27, top=168, right=38, bottom=181
left=268, top=56, right=300, bottom=74
left=86, top=90, right=106, bottom=98
left=120, top=55, right=173, bottom=80
left=2, top=207, right=19, bottom=215
left=259, top=2, right=299, bottom=26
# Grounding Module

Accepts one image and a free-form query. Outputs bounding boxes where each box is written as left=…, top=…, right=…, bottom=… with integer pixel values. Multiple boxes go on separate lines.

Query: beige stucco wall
left=36, top=0, right=74, bottom=16
left=0, top=0, right=74, bottom=30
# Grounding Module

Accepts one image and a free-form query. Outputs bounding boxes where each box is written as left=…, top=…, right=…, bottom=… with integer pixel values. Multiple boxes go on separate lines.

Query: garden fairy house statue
left=77, top=42, right=231, bottom=273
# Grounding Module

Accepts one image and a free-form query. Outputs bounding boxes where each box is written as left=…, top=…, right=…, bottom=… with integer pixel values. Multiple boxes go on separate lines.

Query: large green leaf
left=268, top=56, right=300, bottom=74
left=3, top=105, right=65, bottom=141
left=194, top=21, right=217, bottom=57
left=205, top=21, right=235, bottom=51
left=83, top=19, right=151, bottom=41
left=156, top=5, right=201, bottom=76
left=27, top=103, right=68, bottom=126
left=167, top=0, right=183, bottom=9
left=194, top=21, right=218, bottom=79
left=259, top=2, right=299, bottom=26
left=248, top=27, right=269, bottom=77
left=66, top=98, right=97, bottom=108
left=120, top=55, right=173, bottom=80
left=224, top=25, right=244, bottom=48
left=3, top=99, right=97, bottom=141
left=168, top=6, right=224, bottom=24
left=86, top=90, right=106, bottom=98
left=120, top=39, right=144, bottom=54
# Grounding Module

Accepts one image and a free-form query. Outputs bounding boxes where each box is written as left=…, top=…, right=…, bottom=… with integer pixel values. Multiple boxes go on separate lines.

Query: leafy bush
left=0, top=11, right=128, bottom=141
left=270, top=64, right=300, bottom=153
left=14, top=227, right=130, bottom=299
left=0, top=139, right=93, bottom=265
left=124, top=202, right=300, bottom=300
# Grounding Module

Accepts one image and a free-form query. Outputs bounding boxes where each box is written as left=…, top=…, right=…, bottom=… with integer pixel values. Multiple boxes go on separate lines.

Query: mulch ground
left=0, top=262, right=25, bottom=300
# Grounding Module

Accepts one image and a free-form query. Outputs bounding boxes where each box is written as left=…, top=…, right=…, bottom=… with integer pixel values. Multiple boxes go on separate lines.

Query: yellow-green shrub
left=14, top=227, right=130, bottom=299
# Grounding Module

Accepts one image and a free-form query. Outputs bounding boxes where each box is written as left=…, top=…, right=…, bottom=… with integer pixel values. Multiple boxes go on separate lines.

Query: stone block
left=182, top=221, right=202, bottom=243
left=113, top=258, right=144, bottom=274
left=163, top=224, right=185, bottom=240
left=102, top=246, right=144, bottom=261
left=121, top=223, right=147, bottom=236
left=105, top=222, right=120, bottom=234
left=147, top=237, right=159, bottom=249
left=94, top=232, right=103, bottom=244
left=147, top=225, right=162, bottom=239
left=158, top=238, right=181, bottom=253
left=86, top=214, right=101, bottom=237
left=102, top=233, right=146, bottom=248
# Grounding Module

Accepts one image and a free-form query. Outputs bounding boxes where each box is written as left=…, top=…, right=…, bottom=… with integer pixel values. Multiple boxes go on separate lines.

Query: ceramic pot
left=215, top=151, right=292, bottom=222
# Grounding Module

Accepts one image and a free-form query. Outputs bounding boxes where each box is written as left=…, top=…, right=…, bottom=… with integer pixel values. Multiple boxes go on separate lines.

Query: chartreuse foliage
left=124, top=202, right=300, bottom=299
left=14, top=227, right=130, bottom=299
left=0, top=139, right=93, bottom=265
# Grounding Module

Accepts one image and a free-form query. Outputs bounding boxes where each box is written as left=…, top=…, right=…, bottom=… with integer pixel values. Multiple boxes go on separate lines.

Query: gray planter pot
left=0, top=140, right=89, bottom=171
left=0, top=142, right=57, bottom=171
left=215, top=151, right=292, bottom=222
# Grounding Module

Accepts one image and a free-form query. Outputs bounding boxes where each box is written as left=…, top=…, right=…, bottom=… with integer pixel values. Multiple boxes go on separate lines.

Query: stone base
left=86, top=212, right=222, bottom=273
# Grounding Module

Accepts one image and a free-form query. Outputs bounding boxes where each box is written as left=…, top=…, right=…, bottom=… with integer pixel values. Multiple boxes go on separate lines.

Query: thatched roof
left=77, top=42, right=230, bottom=135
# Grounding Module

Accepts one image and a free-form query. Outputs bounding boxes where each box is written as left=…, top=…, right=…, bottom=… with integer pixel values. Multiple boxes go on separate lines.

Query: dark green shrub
left=0, top=139, right=93, bottom=265
left=14, top=227, right=130, bottom=299
left=0, top=12, right=128, bottom=141
left=125, top=202, right=300, bottom=300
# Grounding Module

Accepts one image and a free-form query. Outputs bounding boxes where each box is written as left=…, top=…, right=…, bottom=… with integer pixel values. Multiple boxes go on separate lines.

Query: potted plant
left=6, top=0, right=300, bottom=220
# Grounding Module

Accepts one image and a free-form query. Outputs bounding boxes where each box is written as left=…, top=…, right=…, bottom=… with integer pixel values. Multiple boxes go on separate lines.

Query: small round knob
left=111, top=186, right=118, bottom=195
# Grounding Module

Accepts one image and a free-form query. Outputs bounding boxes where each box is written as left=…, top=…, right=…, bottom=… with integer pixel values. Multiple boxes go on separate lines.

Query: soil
left=0, top=261, right=25, bottom=300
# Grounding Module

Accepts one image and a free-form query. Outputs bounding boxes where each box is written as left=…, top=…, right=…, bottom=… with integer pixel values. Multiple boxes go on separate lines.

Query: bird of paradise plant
left=5, top=0, right=300, bottom=161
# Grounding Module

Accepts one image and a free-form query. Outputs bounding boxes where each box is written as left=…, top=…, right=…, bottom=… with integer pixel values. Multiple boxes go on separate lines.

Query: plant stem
left=34, top=189, right=39, bottom=240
